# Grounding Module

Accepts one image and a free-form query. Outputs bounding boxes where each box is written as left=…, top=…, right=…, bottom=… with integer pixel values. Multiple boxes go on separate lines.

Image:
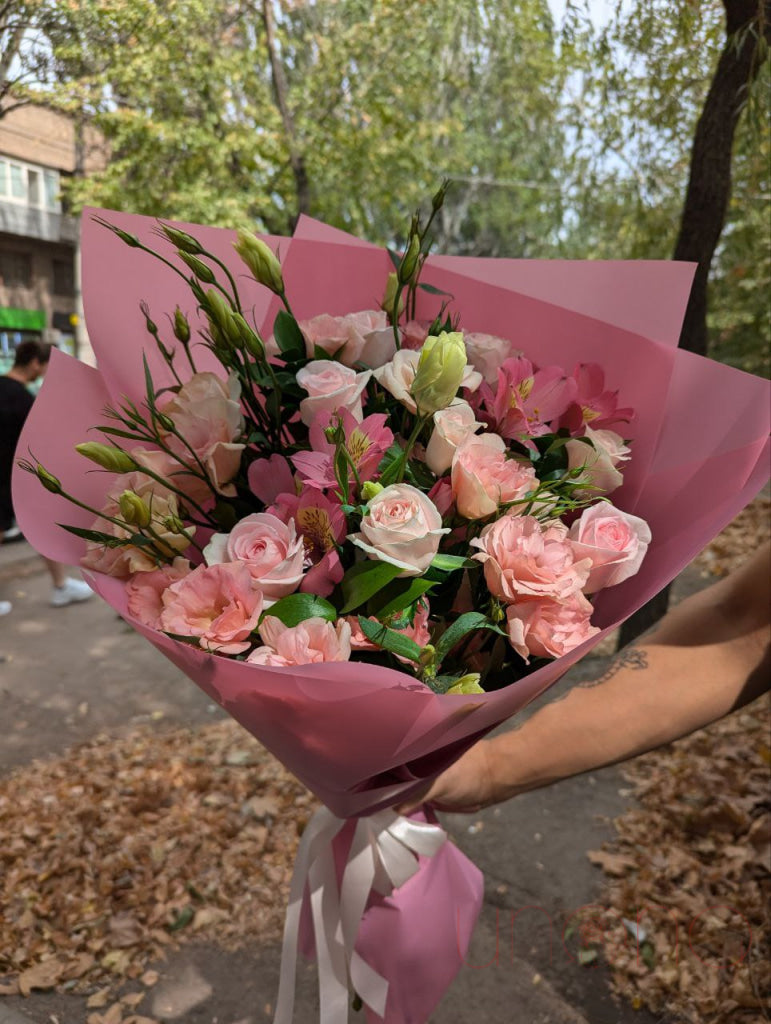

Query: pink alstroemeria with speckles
left=268, top=488, right=346, bottom=597
left=291, top=411, right=394, bottom=491
left=559, top=363, right=634, bottom=433
left=477, top=357, right=576, bottom=440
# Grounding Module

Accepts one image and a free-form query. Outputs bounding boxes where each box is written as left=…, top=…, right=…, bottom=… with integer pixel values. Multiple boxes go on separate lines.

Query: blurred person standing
left=0, top=340, right=93, bottom=615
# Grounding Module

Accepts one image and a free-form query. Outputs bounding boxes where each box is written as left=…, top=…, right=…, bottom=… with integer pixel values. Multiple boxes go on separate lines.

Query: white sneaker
left=51, top=577, right=94, bottom=607
left=0, top=600, right=11, bottom=616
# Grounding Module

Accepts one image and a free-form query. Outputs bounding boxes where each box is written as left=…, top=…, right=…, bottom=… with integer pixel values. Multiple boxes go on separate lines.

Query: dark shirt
left=0, top=375, right=35, bottom=513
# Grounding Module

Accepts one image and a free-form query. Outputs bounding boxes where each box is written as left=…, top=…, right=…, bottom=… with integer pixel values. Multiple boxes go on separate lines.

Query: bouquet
left=14, top=191, right=770, bottom=1023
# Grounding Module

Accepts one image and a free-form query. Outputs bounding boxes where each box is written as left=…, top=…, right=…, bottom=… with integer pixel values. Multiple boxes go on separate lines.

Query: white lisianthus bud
left=411, top=332, right=468, bottom=417
left=234, top=229, right=284, bottom=295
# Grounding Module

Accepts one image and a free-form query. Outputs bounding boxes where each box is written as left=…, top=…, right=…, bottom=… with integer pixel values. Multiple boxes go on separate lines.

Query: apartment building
left=0, top=104, right=104, bottom=371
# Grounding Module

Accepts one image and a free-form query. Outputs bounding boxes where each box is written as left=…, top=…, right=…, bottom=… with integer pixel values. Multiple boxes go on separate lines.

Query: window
left=44, top=169, right=60, bottom=211
left=0, top=160, right=6, bottom=196
left=27, top=169, right=40, bottom=206
left=9, top=164, right=25, bottom=199
left=0, top=251, right=33, bottom=288
left=53, top=258, right=74, bottom=296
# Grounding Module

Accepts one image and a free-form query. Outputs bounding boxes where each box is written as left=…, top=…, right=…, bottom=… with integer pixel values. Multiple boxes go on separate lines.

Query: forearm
left=485, top=634, right=768, bottom=803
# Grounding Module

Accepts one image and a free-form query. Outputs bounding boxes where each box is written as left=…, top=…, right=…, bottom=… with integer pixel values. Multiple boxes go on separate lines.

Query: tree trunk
left=261, top=0, right=311, bottom=225
left=618, top=0, right=769, bottom=648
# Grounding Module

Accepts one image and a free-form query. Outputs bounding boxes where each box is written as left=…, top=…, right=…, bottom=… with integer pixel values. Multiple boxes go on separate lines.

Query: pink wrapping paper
left=12, top=209, right=770, bottom=1022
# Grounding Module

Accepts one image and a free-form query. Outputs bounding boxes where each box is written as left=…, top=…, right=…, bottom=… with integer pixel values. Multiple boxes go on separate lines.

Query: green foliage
left=18, top=0, right=770, bottom=374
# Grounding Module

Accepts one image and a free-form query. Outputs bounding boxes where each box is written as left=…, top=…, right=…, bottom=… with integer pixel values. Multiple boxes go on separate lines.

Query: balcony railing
left=0, top=200, right=77, bottom=244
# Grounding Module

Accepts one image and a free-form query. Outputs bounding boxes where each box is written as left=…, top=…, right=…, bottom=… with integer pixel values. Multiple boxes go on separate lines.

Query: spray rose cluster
left=33, top=208, right=650, bottom=694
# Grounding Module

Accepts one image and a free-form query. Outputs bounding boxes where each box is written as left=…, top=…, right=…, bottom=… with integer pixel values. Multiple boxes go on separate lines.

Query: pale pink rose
left=472, top=515, right=591, bottom=602
left=247, top=454, right=296, bottom=505
left=126, top=558, right=192, bottom=627
left=568, top=503, right=651, bottom=593
left=451, top=434, right=537, bottom=520
left=81, top=473, right=194, bottom=577
left=203, top=513, right=305, bottom=600
left=373, top=349, right=420, bottom=412
left=463, top=332, right=521, bottom=385
left=350, top=483, right=450, bottom=576
left=374, top=349, right=482, bottom=413
left=296, top=360, right=371, bottom=426
left=299, top=311, right=396, bottom=369
left=565, top=428, right=631, bottom=496
left=158, top=372, right=245, bottom=496
left=400, top=320, right=430, bottom=350
left=425, top=401, right=485, bottom=475
left=506, top=592, right=600, bottom=663
left=159, top=561, right=263, bottom=655
left=247, top=616, right=352, bottom=666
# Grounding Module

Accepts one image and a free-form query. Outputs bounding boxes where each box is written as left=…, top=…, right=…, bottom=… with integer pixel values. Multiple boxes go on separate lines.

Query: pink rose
left=463, top=332, right=521, bottom=385
left=350, top=483, right=450, bottom=576
left=126, top=558, right=192, bottom=627
left=451, top=434, right=537, bottom=520
left=159, top=561, right=263, bottom=655
left=565, top=428, right=631, bottom=496
left=296, top=360, right=371, bottom=426
left=425, top=401, right=485, bottom=475
left=247, top=616, right=352, bottom=666
left=203, top=513, right=305, bottom=600
left=472, top=515, right=591, bottom=602
left=299, top=311, right=396, bottom=369
left=568, top=503, right=651, bottom=593
left=506, top=592, right=600, bottom=663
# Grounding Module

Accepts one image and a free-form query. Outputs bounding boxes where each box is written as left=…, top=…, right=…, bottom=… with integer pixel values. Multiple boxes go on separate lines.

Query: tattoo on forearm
left=578, top=647, right=649, bottom=689
left=543, top=647, right=650, bottom=708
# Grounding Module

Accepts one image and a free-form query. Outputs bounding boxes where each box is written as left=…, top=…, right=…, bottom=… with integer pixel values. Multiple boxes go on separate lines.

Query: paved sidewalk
left=0, top=540, right=674, bottom=1024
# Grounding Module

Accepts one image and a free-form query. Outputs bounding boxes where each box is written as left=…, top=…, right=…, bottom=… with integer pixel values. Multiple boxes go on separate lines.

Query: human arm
left=400, top=542, right=770, bottom=814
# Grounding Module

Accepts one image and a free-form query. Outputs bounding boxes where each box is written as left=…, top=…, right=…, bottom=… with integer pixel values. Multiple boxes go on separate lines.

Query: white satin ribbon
left=273, top=807, right=447, bottom=1024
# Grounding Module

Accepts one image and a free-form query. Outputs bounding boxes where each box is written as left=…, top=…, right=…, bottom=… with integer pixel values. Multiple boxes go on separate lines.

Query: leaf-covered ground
left=0, top=722, right=313, bottom=1022
left=588, top=497, right=770, bottom=1023
left=1, top=497, right=768, bottom=1024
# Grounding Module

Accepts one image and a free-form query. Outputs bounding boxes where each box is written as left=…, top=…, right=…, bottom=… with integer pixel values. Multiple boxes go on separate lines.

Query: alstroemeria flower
left=268, top=489, right=346, bottom=597
left=292, top=411, right=394, bottom=490
left=482, top=357, right=576, bottom=439
left=559, top=363, right=634, bottom=433
left=247, top=454, right=297, bottom=506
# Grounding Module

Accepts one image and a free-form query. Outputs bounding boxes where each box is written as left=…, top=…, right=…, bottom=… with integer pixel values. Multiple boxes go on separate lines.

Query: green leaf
left=430, top=553, right=478, bottom=572
left=340, top=559, right=403, bottom=614
left=142, top=352, right=157, bottom=410
left=262, top=593, right=337, bottom=627
left=357, top=615, right=423, bottom=663
left=368, top=578, right=435, bottom=617
left=417, top=282, right=454, bottom=298
left=59, top=524, right=127, bottom=547
left=435, top=612, right=490, bottom=663
left=168, top=905, right=194, bottom=932
left=273, top=310, right=305, bottom=361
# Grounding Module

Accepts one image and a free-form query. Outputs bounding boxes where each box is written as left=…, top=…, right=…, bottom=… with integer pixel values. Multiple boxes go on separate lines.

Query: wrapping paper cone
left=12, top=208, right=770, bottom=1023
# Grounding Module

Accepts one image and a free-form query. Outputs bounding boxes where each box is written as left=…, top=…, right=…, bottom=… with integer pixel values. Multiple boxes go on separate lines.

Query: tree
left=618, top=0, right=770, bottom=646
